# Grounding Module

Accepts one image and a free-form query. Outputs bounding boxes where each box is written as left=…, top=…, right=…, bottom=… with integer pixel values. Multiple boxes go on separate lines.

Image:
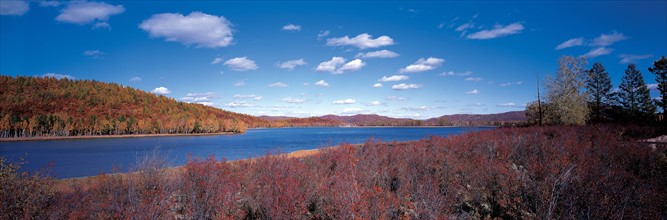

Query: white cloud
left=400, top=57, right=444, bottom=73
left=647, top=83, right=658, bottom=92
left=282, top=24, right=301, bottom=31
left=129, top=76, right=142, bottom=82
left=402, top=106, right=432, bottom=111
left=372, top=83, right=383, bottom=88
left=181, top=92, right=217, bottom=106
left=379, top=75, right=409, bottom=82
left=455, top=21, right=474, bottom=32
left=139, top=12, right=233, bottom=48
left=39, top=1, right=61, bottom=7
left=314, top=80, right=329, bottom=87
left=498, top=81, right=523, bottom=87
left=224, top=57, right=258, bottom=71
left=226, top=101, right=255, bottom=108
left=464, top=77, right=482, bottom=81
left=356, top=50, right=399, bottom=59
left=234, top=80, right=246, bottom=87
left=315, top=57, right=345, bottom=73
left=233, top=94, right=263, bottom=101
left=211, top=57, right=223, bottom=64
left=326, top=33, right=394, bottom=49
left=365, top=101, right=384, bottom=106
left=392, top=83, right=422, bottom=90
left=83, top=50, right=104, bottom=58
left=1, top=1, right=29, bottom=16
left=337, top=59, right=366, bottom=73
left=591, top=32, right=629, bottom=47
left=467, top=103, right=485, bottom=107
left=56, top=1, right=124, bottom=26
left=317, top=30, right=330, bottom=39
left=440, top=70, right=473, bottom=76
left=278, top=59, right=306, bottom=70
left=465, top=89, right=480, bottom=95
left=283, top=97, right=305, bottom=104
left=41, top=73, right=75, bottom=80
left=315, top=57, right=365, bottom=74
left=555, top=37, right=584, bottom=50
left=386, top=96, right=407, bottom=101
left=467, top=22, right=524, bottom=40
left=619, top=54, right=653, bottom=64
left=92, top=21, right=110, bottom=30
left=342, top=108, right=365, bottom=114
left=151, top=87, right=170, bottom=95
left=333, top=98, right=356, bottom=104
left=582, top=47, right=613, bottom=58
left=497, top=102, right=520, bottom=107
left=269, top=82, right=288, bottom=87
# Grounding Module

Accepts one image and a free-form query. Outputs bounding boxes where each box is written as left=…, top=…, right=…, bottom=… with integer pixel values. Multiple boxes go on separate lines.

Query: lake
left=0, top=127, right=493, bottom=178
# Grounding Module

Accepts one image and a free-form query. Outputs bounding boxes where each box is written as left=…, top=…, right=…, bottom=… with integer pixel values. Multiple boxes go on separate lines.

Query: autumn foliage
left=2, top=125, right=666, bottom=219
left=0, top=76, right=267, bottom=137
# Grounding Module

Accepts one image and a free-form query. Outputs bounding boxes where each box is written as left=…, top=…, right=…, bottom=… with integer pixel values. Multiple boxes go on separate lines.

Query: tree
left=585, top=62, right=613, bottom=122
left=545, top=56, right=589, bottom=125
left=648, top=56, right=667, bottom=119
left=617, top=64, right=655, bottom=120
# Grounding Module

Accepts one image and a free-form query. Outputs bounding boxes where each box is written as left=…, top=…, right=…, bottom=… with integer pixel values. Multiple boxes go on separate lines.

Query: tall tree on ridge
left=585, top=62, right=613, bottom=122
left=617, top=64, right=655, bottom=120
left=648, top=56, right=667, bottom=122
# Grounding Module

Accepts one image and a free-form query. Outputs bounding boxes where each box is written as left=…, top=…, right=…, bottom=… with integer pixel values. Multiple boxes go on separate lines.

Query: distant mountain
left=426, top=111, right=526, bottom=126
left=313, top=112, right=526, bottom=127
left=259, top=116, right=295, bottom=121
left=260, top=116, right=342, bottom=127
left=319, top=114, right=424, bottom=126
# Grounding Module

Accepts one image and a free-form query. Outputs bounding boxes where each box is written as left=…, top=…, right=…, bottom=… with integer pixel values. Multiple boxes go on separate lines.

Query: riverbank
left=6, top=125, right=665, bottom=219
left=0, top=132, right=238, bottom=142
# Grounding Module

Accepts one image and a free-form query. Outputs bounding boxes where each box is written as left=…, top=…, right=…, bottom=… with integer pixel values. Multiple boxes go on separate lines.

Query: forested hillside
left=320, top=114, right=425, bottom=126
left=0, top=76, right=267, bottom=137
left=427, top=111, right=527, bottom=126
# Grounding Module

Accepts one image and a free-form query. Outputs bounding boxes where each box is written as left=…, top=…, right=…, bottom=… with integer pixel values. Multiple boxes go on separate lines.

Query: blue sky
left=1, top=0, right=665, bottom=118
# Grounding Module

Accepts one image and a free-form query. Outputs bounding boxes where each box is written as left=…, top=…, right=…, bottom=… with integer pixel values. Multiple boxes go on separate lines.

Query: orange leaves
left=2, top=125, right=666, bottom=218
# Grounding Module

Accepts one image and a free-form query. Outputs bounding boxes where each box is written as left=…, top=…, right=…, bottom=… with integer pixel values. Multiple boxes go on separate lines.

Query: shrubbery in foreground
left=2, top=125, right=666, bottom=219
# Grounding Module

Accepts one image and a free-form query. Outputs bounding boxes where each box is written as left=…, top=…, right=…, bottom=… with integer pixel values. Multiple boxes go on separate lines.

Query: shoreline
left=0, top=132, right=238, bottom=142
left=2, top=126, right=497, bottom=142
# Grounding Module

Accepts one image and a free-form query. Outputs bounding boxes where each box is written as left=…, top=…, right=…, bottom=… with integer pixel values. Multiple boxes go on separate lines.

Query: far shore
left=1, top=126, right=498, bottom=142
left=0, top=132, right=238, bottom=142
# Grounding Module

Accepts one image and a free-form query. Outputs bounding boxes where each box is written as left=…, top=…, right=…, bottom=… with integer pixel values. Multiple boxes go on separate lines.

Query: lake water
left=0, top=127, right=493, bottom=178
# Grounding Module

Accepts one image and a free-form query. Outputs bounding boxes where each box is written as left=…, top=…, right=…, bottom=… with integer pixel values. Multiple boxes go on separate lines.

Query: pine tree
left=648, top=56, right=667, bottom=118
left=545, top=56, right=589, bottom=125
left=585, top=62, right=612, bottom=122
left=617, top=64, right=655, bottom=120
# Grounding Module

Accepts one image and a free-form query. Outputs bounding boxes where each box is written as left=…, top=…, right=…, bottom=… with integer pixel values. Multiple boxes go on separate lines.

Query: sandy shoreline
left=0, top=132, right=237, bottom=142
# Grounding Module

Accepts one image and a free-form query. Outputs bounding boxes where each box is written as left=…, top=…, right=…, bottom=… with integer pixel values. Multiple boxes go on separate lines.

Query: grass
left=2, top=124, right=666, bottom=219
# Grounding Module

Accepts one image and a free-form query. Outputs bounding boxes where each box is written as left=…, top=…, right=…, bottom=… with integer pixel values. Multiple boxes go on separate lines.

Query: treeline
left=526, top=56, right=666, bottom=125
left=0, top=76, right=267, bottom=138
left=2, top=125, right=664, bottom=218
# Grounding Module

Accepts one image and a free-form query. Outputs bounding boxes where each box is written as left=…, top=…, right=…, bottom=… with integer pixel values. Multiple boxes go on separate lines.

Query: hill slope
left=0, top=76, right=267, bottom=137
left=426, top=111, right=527, bottom=126
left=320, top=114, right=424, bottom=126
left=0, top=76, right=527, bottom=138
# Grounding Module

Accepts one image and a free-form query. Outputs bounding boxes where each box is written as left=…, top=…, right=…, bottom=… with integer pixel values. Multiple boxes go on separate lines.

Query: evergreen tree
left=585, top=62, right=612, bottom=122
left=648, top=56, right=667, bottom=117
left=545, top=56, right=589, bottom=125
left=617, top=64, right=655, bottom=120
